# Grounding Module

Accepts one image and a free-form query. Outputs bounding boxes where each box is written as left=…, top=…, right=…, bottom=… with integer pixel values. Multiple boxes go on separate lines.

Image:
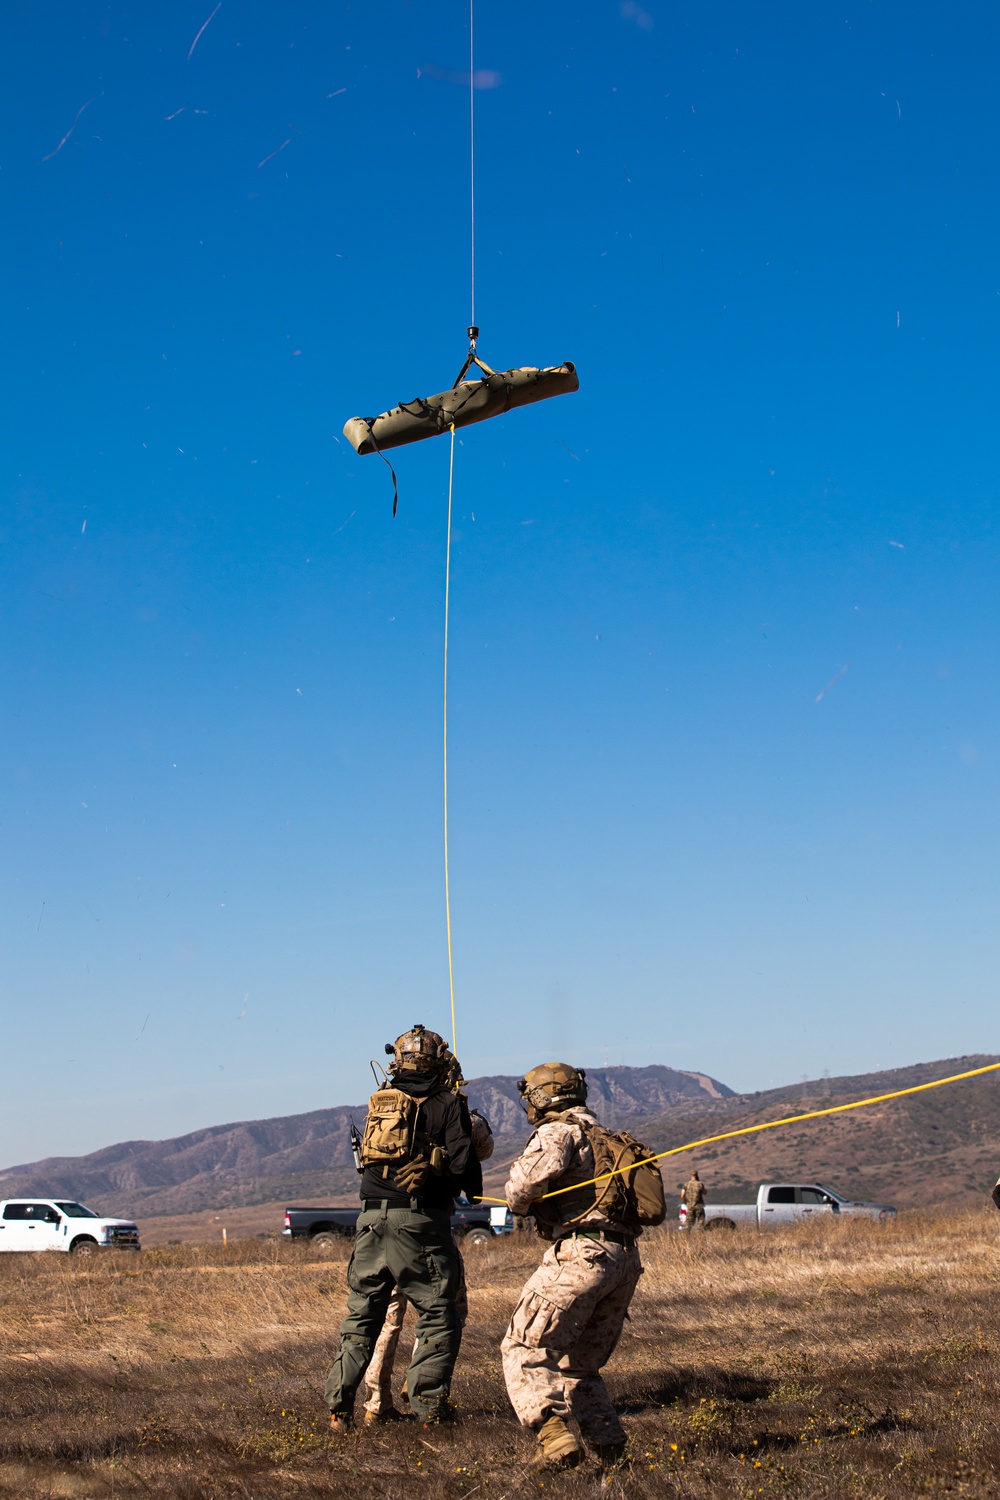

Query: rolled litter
left=343, top=362, right=579, bottom=456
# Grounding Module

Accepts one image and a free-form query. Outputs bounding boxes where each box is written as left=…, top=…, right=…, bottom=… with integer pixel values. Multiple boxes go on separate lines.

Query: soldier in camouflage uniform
left=500, top=1062, right=643, bottom=1472
left=681, top=1170, right=706, bottom=1230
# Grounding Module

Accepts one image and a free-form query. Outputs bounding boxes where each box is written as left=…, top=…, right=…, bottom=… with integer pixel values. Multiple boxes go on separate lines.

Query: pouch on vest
left=606, top=1129, right=667, bottom=1228
left=360, top=1088, right=425, bottom=1167
left=344, top=363, right=579, bottom=457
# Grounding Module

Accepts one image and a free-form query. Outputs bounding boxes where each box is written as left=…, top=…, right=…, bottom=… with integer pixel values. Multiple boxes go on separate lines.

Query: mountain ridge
left=0, top=1064, right=732, bottom=1218
left=3, top=1056, right=997, bottom=1218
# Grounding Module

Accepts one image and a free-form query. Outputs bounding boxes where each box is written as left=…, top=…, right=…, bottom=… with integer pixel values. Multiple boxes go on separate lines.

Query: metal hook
left=453, top=328, right=495, bottom=387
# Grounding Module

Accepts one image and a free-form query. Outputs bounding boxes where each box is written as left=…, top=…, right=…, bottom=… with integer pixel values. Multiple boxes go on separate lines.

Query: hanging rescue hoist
left=343, top=326, right=579, bottom=513
left=340, top=0, right=577, bottom=1059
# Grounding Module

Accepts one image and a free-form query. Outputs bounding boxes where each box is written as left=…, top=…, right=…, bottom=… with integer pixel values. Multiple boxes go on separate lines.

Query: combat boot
left=329, top=1413, right=352, bottom=1438
left=592, top=1440, right=628, bottom=1470
left=531, top=1415, right=584, bottom=1470
left=363, top=1406, right=407, bottom=1425
left=421, top=1401, right=455, bottom=1427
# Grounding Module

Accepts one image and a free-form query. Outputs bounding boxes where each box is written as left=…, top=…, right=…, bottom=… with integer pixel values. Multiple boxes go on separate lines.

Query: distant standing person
left=681, top=1170, right=706, bottom=1230
left=325, top=1025, right=480, bottom=1432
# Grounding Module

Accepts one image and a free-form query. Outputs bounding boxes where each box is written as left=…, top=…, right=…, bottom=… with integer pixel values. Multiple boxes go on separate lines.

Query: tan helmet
left=517, top=1061, right=587, bottom=1124
left=385, top=1024, right=450, bottom=1076
left=469, top=1108, right=495, bottom=1161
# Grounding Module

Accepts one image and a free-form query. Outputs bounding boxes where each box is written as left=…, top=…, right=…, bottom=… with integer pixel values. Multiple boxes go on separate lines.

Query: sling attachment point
left=453, top=327, right=495, bottom=388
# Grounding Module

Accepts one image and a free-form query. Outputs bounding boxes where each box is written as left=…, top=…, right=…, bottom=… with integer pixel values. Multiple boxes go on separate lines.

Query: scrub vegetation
left=0, top=1210, right=998, bottom=1497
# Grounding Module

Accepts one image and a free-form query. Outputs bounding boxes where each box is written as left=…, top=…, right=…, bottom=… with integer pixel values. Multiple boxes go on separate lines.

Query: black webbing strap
left=363, top=421, right=399, bottom=517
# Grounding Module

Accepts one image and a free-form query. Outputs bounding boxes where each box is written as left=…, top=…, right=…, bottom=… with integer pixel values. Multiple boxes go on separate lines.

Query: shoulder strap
left=578, top=1120, right=634, bottom=1219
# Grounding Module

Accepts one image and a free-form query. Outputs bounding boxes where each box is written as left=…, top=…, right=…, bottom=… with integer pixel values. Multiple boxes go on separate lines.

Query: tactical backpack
left=533, top=1120, right=666, bottom=1238
left=360, top=1088, right=426, bottom=1169
left=359, top=1086, right=451, bottom=1193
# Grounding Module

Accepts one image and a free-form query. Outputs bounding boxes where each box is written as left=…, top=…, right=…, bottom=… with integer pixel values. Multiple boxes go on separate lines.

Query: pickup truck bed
left=283, top=1201, right=513, bottom=1249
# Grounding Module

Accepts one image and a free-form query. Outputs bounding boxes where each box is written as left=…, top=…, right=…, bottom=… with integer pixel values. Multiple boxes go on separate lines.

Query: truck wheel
left=705, top=1218, right=736, bottom=1233
left=310, top=1232, right=339, bottom=1253
left=461, top=1227, right=493, bottom=1247
left=70, top=1237, right=100, bottom=1257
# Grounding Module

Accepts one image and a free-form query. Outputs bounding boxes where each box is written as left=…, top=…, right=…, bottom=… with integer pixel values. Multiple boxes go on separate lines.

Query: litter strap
left=364, top=422, right=399, bottom=516
left=477, top=1060, right=1000, bottom=1206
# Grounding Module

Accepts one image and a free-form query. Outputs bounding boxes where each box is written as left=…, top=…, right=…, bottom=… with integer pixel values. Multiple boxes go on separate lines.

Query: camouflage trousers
left=501, top=1233, right=642, bottom=1445
left=363, top=1258, right=469, bottom=1415
left=324, top=1205, right=463, bottom=1422
left=685, top=1204, right=705, bottom=1230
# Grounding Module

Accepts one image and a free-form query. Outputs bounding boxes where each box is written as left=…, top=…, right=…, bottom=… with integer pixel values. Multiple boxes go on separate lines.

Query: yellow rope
left=444, top=425, right=457, bottom=1057
left=478, top=1059, right=1000, bottom=1205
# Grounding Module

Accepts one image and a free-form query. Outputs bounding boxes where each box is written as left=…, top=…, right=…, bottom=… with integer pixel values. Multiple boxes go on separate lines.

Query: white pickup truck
left=0, top=1198, right=140, bottom=1256
left=681, top=1182, right=896, bottom=1231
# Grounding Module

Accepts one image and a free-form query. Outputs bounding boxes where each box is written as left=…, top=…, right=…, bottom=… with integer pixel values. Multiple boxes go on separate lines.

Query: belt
left=361, top=1200, right=449, bottom=1217
left=565, top=1229, right=636, bottom=1249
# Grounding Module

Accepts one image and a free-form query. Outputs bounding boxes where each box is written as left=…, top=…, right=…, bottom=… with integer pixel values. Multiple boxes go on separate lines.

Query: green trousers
left=324, top=1204, right=463, bottom=1422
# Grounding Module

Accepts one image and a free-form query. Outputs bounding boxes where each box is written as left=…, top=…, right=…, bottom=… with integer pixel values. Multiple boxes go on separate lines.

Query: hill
left=3, top=1055, right=997, bottom=1220
left=542, top=1053, right=1000, bottom=1211
left=0, top=1064, right=731, bottom=1219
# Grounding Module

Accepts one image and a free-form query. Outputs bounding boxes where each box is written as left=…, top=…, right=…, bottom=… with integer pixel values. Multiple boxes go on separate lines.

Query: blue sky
left=2, top=2, right=998, bottom=1164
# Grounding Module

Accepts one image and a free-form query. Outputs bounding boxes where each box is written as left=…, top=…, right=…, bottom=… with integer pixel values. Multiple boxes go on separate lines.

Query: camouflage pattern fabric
left=363, top=1259, right=469, bottom=1415
left=500, top=1233, right=641, bottom=1444
left=682, top=1175, right=706, bottom=1208
left=469, top=1108, right=494, bottom=1161
left=362, top=1285, right=408, bottom=1416
left=502, top=1109, right=642, bottom=1444
left=505, top=1107, right=628, bottom=1238
left=685, top=1203, right=706, bottom=1231
left=324, top=1204, right=462, bottom=1422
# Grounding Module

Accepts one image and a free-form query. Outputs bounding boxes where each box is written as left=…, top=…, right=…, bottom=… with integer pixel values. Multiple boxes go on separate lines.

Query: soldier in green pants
left=325, top=1026, right=480, bottom=1431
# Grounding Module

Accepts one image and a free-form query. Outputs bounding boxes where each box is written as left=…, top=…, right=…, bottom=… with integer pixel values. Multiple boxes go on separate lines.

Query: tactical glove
left=394, top=1155, right=431, bottom=1195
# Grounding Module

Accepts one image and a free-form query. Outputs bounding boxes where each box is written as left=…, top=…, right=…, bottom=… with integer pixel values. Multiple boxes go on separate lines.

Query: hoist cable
left=469, top=0, right=476, bottom=329
left=442, top=7, right=477, bottom=1060
left=442, top=3, right=475, bottom=1060
left=443, top=425, right=458, bottom=1056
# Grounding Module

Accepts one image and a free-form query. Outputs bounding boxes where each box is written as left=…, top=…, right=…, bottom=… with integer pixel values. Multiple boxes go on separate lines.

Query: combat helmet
left=385, top=1024, right=450, bottom=1077
left=517, top=1062, right=588, bottom=1124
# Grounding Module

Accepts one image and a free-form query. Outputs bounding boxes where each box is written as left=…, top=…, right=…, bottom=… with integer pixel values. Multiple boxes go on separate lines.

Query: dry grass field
left=1, top=1210, right=998, bottom=1498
